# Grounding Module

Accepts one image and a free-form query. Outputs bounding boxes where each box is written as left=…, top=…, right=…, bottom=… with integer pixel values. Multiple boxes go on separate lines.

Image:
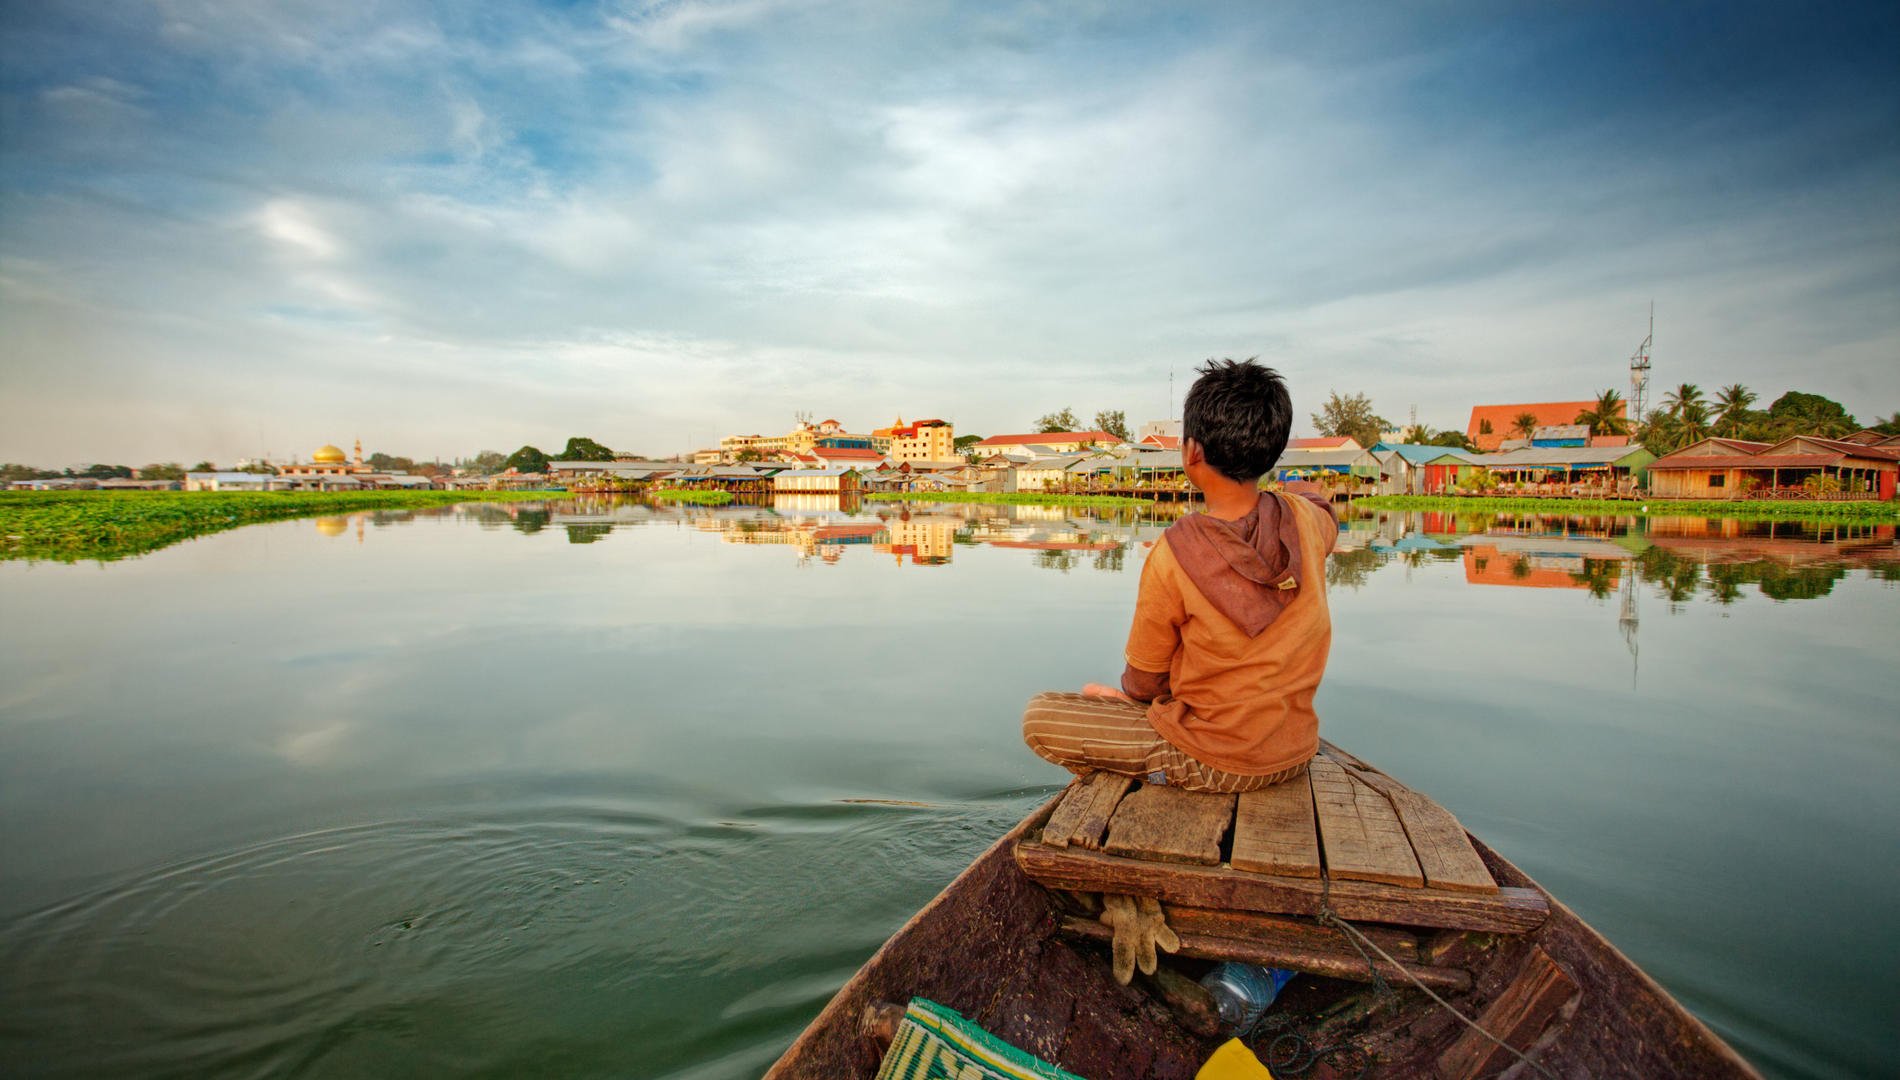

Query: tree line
left=1632, top=385, right=1894, bottom=455
left=1032, top=408, right=1132, bottom=441
left=1301, top=387, right=1898, bottom=457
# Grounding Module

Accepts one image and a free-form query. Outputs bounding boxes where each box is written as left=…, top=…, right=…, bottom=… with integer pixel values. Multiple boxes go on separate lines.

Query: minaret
left=353, top=439, right=363, bottom=468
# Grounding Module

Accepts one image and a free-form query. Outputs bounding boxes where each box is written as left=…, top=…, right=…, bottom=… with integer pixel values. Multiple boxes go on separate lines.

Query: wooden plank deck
left=1310, top=759, right=1425, bottom=888
left=1016, top=748, right=1531, bottom=935
left=1230, top=773, right=1322, bottom=878
left=1103, top=785, right=1235, bottom=866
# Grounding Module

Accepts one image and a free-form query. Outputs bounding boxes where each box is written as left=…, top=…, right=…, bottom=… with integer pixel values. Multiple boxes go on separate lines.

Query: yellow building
left=875, top=418, right=956, bottom=464
left=278, top=441, right=371, bottom=480
left=721, top=417, right=876, bottom=461
left=878, top=515, right=958, bottom=565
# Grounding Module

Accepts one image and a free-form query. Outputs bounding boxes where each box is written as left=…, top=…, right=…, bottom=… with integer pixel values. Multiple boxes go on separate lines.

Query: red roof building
left=1465, top=401, right=1625, bottom=452
left=974, top=431, right=1123, bottom=450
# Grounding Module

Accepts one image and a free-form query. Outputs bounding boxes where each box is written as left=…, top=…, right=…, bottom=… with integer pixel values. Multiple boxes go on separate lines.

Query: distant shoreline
left=1355, top=494, right=1900, bottom=524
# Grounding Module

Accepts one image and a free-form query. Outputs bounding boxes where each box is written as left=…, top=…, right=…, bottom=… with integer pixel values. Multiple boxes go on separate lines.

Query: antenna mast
left=1629, top=303, right=1653, bottom=426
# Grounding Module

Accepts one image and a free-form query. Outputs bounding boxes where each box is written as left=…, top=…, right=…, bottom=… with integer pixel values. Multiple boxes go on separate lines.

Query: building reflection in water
left=458, top=495, right=1897, bottom=609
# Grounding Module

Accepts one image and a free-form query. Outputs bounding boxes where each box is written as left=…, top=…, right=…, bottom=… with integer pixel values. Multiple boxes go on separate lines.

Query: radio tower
left=1628, top=303, right=1653, bottom=426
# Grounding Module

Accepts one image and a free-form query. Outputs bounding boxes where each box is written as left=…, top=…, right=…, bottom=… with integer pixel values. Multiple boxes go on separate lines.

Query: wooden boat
left=766, top=745, right=1760, bottom=1079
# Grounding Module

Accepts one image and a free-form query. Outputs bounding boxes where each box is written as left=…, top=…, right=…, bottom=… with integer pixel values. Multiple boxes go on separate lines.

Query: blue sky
left=2, top=1, right=1895, bottom=464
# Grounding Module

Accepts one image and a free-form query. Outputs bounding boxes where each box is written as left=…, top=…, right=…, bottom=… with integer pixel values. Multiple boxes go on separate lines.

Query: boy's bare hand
left=1081, top=682, right=1134, bottom=702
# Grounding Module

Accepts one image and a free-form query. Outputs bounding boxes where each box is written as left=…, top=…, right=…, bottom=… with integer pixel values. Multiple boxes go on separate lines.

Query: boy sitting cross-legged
left=1023, top=359, right=1337, bottom=794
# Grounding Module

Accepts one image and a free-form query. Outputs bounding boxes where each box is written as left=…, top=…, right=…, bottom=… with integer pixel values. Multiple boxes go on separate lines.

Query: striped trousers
left=1021, top=691, right=1310, bottom=795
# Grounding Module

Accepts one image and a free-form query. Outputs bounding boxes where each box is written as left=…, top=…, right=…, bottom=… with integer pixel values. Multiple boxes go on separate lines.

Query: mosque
left=277, top=440, right=373, bottom=487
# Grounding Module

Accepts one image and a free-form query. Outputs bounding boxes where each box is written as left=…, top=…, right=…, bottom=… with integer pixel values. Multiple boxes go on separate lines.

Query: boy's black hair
left=1182, top=358, right=1292, bottom=482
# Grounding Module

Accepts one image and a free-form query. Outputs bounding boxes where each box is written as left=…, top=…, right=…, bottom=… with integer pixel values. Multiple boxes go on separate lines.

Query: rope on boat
left=1254, top=1014, right=1371, bottom=1079
left=1315, top=875, right=1562, bottom=1080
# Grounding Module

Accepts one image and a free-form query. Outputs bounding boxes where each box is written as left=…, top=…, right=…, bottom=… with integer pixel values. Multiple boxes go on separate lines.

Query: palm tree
left=1713, top=384, right=1756, bottom=436
left=1662, top=383, right=1704, bottom=419
left=1511, top=411, right=1539, bottom=440
left=1679, top=400, right=1711, bottom=443
left=1574, top=388, right=1631, bottom=437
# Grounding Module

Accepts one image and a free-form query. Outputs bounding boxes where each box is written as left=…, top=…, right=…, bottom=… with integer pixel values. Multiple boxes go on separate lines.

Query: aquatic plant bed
left=1357, top=495, right=1900, bottom=524
left=650, top=489, right=734, bottom=505
left=0, top=489, right=575, bottom=563
left=864, top=492, right=1147, bottom=507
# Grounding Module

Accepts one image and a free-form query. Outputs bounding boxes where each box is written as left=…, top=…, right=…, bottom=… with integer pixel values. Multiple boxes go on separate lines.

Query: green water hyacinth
left=650, top=489, right=734, bottom=505
left=0, top=489, right=575, bottom=563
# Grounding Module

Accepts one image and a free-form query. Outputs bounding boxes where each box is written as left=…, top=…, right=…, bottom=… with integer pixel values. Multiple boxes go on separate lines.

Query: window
left=1709, top=473, right=1725, bottom=488
left=1479, top=420, right=1493, bottom=435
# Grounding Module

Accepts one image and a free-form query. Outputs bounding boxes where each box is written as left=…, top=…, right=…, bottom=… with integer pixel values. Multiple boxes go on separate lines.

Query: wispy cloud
left=0, top=1, right=1895, bottom=464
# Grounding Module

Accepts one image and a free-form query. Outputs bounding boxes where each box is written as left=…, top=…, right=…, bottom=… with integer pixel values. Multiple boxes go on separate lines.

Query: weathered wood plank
left=1230, top=773, right=1322, bottom=878
left=1311, top=759, right=1424, bottom=888
left=1162, top=905, right=1418, bottom=961
left=1071, top=773, right=1137, bottom=851
left=1040, top=772, right=1136, bottom=850
left=1039, top=780, right=1094, bottom=849
left=1343, top=765, right=1497, bottom=894
left=1317, top=739, right=1375, bottom=771
left=1436, top=945, right=1576, bottom=1079
left=1059, top=917, right=1472, bottom=993
left=1015, top=840, right=1550, bottom=934
left=1103, top=784, right=1235, bottom=866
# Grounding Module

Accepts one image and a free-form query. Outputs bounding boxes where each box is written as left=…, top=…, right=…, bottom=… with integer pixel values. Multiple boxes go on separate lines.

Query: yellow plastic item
left=1195, top=1037, right=1274, bottom=1079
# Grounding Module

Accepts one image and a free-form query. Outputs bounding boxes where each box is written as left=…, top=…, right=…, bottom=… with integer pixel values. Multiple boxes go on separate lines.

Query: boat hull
left=767, top=789, right=1758, bottom=1079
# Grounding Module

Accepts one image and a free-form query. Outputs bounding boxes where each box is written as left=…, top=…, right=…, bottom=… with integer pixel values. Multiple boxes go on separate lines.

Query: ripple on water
left=0, top=791, right=1045, bottom=1079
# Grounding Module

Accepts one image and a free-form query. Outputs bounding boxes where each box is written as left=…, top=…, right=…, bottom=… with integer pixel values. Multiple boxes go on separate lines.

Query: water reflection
left=304, top=497, right=1898, bottom=609
left=2, top=495, right=1894, bottom=1079
left=1335, top=506, right=1896, bottom=604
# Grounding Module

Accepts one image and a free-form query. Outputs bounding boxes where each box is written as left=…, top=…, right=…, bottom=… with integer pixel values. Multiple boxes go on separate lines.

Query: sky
left=1, top=1, right=1896, bottom=466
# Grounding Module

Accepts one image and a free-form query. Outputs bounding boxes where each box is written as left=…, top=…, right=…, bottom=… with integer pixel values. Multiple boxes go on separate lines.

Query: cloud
left=254, top=199, right=342, bottom=260
left=0, top=1, right=1895, bottom=465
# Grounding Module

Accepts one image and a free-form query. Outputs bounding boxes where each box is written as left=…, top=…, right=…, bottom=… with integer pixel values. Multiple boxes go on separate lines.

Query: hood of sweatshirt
left=1161, top=492, right=1305, bottom=637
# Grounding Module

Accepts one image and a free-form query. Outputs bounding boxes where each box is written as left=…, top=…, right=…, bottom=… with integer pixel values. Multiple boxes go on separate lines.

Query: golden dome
left=314, top=517, right=349, bottom=537
left=312, top=444, right=347, bottom=463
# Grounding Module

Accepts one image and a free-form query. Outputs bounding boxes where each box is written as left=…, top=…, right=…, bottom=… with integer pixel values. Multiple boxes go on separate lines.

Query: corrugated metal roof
left=1374, top=443, right=1478, bottom=465
left=975, top=431, right=1124, bottom=447
left=774, top=466, right=861, bottom=477
left=1649, top=453, right=1849, bottom=469
left=1763, top=436, right=1900, bottom=461
left=1129, top=450, right=1184, bottom=469
left=1013, top=455, right=1087, bottom=470
left=1477, top=445, right=1651, bottom=467
left=1271, top=448, right=1376, bottom=468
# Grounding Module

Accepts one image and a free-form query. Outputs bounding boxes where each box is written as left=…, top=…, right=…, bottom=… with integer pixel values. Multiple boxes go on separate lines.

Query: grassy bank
left=650, top=489, right=734, bottom=505
left=1356, top=494, right=1900, bottom=524
left=864, top=491, right=1150, bottom=507
left=0, top=489, right=574, bottom=563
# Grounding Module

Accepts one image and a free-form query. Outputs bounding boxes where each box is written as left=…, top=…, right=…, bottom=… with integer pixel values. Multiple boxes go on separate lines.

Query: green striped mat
left=874, top=998, right=1087, bottom=1080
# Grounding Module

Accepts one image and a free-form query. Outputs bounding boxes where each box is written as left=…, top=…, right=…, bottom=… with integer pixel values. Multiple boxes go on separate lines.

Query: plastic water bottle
left=1198, top=962, right=1296, bottom=1035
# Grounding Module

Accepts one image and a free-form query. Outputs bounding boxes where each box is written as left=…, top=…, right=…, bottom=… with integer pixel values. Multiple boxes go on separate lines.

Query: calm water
left=1, top=498, right=1895, bottom=1079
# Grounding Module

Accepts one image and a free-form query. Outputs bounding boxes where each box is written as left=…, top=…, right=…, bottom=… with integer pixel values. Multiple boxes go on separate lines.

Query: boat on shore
left=766, top=745, right=1759, bottom=1079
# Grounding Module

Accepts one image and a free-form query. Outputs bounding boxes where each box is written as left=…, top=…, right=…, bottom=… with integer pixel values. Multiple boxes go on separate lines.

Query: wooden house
left=772, top=466, right=862, bottom=495
left=1647, top=436, right=1897, bottom=500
